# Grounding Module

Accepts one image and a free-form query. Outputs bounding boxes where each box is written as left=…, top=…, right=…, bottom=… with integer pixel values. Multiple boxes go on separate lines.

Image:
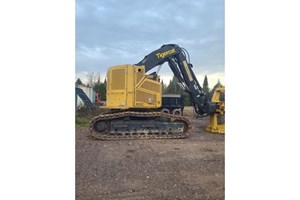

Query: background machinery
left=90, top=44, right=224, bottom=140
left=206, top=86, right=225, bottom=133
left=161, top=94, right=184, bottom=116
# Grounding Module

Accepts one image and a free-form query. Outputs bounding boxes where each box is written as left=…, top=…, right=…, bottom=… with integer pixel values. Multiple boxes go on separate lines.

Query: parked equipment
left=161, top=94, right=184, bottom=115
left=205, top=86, right=225, bottom=134
left=76, top=87, right=95, bottom=113
left=95, top=93, right=101, bottom=103
left=89, top=44, right=224, bottom=140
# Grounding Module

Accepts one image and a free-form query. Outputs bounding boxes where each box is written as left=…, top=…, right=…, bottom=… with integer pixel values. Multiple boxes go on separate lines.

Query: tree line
left=162, top=75, right=223, bottom=106
left=93, top=79, right=107, bottom=101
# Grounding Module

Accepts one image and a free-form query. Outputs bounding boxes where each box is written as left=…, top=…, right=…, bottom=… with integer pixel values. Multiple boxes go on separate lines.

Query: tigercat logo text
left=156, top=48, right=176, bottom=59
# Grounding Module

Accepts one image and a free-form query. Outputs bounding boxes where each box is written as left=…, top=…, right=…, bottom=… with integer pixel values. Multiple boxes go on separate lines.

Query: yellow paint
left=106, top=65, right=162, bottom=109
left=205, top=86, right=225, bottom=134
left=183, top=60, right=193, bottom=81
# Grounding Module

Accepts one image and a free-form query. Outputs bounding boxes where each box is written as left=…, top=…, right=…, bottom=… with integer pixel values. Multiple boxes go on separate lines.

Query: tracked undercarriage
left=89, top=111, right=191, bottom=140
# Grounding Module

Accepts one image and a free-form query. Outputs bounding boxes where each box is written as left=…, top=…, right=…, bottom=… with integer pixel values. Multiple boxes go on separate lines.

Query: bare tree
left=86, top=72, right=101, bottom=87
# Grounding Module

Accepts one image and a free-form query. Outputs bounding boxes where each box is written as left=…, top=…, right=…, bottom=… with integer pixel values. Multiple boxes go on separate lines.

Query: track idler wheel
left=94, top=121, right=110, bottom=134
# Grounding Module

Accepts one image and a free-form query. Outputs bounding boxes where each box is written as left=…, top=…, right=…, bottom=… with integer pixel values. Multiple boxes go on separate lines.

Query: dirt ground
left=76, top=107, right=225, bottom=200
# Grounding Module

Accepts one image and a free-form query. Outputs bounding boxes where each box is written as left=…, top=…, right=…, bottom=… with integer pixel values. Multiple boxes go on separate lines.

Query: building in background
left=75, top=79, right=96, bottom=109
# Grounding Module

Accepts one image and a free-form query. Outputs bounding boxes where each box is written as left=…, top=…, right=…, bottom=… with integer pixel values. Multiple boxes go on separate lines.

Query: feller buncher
left=89, top=44, right=225, bottom=140
left=205, top=86, right=225, bottom=133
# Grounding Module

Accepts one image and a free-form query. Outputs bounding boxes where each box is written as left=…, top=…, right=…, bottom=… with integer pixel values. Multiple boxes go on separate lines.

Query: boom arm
left=136, top=44, right=216, bottom=116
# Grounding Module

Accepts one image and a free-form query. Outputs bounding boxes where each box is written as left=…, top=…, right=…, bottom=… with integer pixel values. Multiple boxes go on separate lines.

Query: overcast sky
left=76, top=0, right=224, bottom=86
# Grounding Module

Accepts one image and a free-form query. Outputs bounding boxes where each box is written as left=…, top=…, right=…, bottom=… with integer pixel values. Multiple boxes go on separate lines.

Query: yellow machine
left=106, top=65, right=162, bottom=109
left=205, top=86, right=225, bottom=134
left=89, top=44, right=224, bottom=140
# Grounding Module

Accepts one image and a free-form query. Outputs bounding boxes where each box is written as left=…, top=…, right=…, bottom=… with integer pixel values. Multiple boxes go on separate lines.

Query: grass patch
left=75, top=107, right=109, bottom=128
left=76, top=115, right=92, bottom=128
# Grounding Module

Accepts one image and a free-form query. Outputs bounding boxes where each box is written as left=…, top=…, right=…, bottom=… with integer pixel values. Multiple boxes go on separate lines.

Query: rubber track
left=89, top=111, right=191, bottom=140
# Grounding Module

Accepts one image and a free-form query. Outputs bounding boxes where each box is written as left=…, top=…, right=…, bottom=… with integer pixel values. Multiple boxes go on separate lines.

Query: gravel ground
left=76, top=107, right=225, bottom=200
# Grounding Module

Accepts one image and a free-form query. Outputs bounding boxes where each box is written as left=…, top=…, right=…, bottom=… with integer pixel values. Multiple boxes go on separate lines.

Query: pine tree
left=166, top=79, right=174, bottom=94
left=165, top=75, right=192, bottom=106
left=101, top=78, right=107, bottom=101
left=202, top=75, right=210, bottom=101
left=93, top=78, right=107, bottom=101
left=166, top=75, right=183, bottom=94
